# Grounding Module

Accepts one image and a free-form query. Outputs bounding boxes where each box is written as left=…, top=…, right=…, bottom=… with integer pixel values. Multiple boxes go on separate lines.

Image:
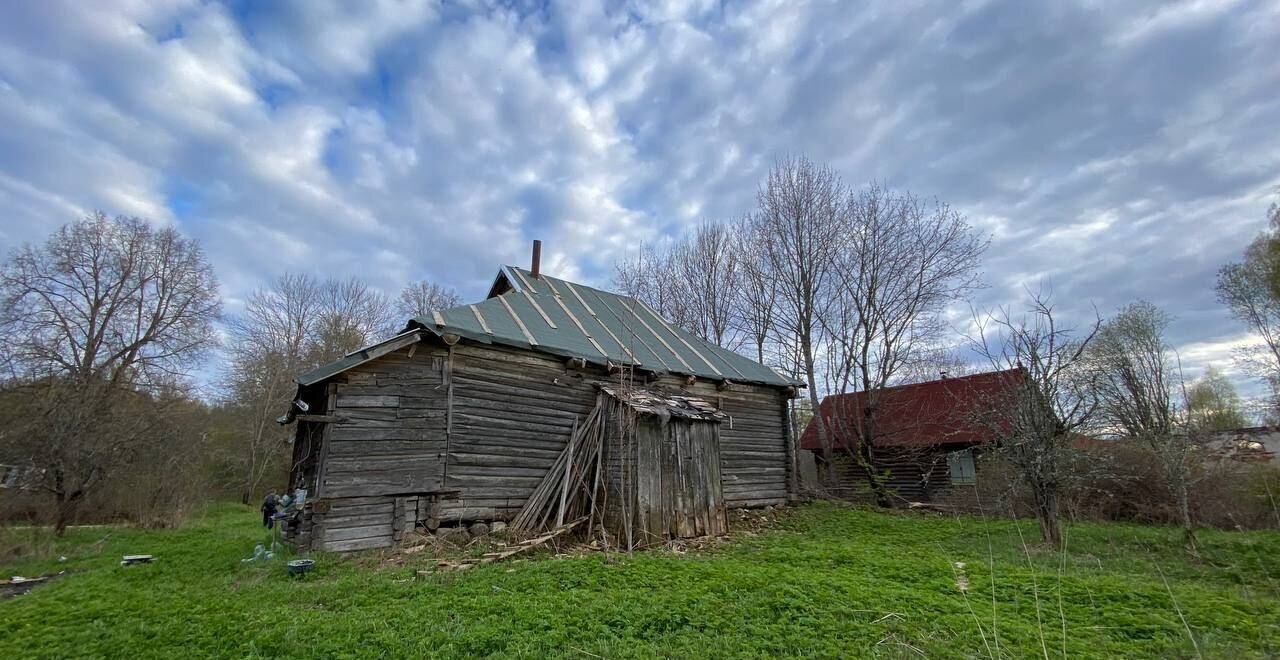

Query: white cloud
left=0, top=0, right=1277, bottom=397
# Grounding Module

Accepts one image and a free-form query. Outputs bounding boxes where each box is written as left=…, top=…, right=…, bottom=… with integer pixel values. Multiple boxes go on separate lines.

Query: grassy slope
left=1, top=502, right=1277, bottom=659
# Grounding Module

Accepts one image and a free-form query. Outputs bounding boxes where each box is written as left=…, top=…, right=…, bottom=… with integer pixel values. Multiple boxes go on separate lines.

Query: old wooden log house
left=799, top=369, right=1025, bottom=507
left=283, top=246, right=800, bottom=552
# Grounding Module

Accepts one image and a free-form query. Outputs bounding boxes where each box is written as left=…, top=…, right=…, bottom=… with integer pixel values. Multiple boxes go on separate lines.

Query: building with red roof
left=799, top=368, right=1025, bottom=504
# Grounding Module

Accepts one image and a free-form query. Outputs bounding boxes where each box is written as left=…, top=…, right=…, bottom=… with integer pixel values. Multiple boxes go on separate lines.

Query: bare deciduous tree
left=674, top=222, right=742, bottom=348
left=397, top=279, right=461, bottom=321
left=1088, top=301, right=1200, bottom=555
left=822, top=183, right=987, bottom=505
left=735, top=214, right=780, bottom=364
left=0, top=212, right=220, bottom=532
left=314, top=277, right=396, bottom=363
left=224, top=272, right=399, bottom=503
left=224, top=273, right=322, bottom=504
left=614, top=223, right=743, bottom=348
left=969, top=289, right=1101, bottom=547
left=750, top=156, right=847, bottom=482
left=615, top=243, right=689, bottom=333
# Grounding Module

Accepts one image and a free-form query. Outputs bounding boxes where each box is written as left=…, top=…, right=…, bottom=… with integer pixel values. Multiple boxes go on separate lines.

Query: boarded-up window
left=947, top=449, right=976, bottom=485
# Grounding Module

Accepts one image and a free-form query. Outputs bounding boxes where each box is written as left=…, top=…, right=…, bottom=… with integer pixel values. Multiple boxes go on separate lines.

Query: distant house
left=1202, top=426, right=1279, bottom=464
left=0, top=463, right=41, bottom=490
left=798, top=369, right=1024, bottom=505
left=282, top=248, right=801, bottom=552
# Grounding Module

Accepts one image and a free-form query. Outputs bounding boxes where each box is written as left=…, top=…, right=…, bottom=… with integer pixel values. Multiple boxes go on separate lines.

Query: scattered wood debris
left=906, top=501, right=955, bottom=514
left=120, top=554, right=154, bottom=566
left=418, top=517, right=587, bottom=575
left=1, top=572, right=65, bottom=599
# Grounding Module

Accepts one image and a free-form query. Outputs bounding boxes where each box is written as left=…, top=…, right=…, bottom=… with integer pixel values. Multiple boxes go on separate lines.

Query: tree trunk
left=1177, top=475, right=1199, bottom=559
left=1035, top=488, right=1060, bottom=548
left=858, top=410, right=892, bottom=507
left=801, top=335, right=833, bottom=484
left=53, top=491, right=81, bottom=537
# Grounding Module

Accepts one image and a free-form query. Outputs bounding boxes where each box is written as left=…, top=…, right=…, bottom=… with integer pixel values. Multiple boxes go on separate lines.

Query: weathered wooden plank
left=451, top=412, right=579, bottom=435
left=326, top=441, right=445, bottom=457
left=447, top=451, right=561, bottom=468
left=451, top=377, right=595, bottom=409
left=320, top=495, right=394, bottom=508
left=453, top=395, right=590, bottom=421
left=325, top=455, right=444, bottom=472
left=322, top=471, right=444, bottom=498
left=448, top=464, right=554, bottom=479
left=438, top=486, right=541, bottom=499
left=448, top=430, right=569, bottom=452
left=317, top=505, right=393, bottom=523
left=336, top=394, right=400, bottom=408
left=314, top=384, right=338, bottom=499
left=330, top=427, right=439, bottom=442
left=322, top=511, right=395, bottom=530
left=320, top=536, right=391, bottom=552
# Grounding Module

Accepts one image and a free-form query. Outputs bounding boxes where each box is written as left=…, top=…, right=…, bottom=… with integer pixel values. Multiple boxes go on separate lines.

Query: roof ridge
left=504, top=265, right=632, bottom=301
left=393, top=266, right=801, bottom=388
left=823, top=367, right=1024, bottom=400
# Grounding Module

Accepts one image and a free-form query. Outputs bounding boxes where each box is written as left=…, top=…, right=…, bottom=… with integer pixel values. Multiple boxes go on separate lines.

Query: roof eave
left=295, top=328, right=427, bottom=386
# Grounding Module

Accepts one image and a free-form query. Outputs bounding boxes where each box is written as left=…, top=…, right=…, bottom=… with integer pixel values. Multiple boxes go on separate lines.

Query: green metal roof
left=412, top=266, right=799, bottom=388
left=296, top=329, right=425, bottom=386
left=296, top=266, right=800, bottom=389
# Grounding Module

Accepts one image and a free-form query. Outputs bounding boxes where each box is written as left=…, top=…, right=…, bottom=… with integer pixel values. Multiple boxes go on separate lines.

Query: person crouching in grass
left=261, top=490, right=278, bottom=529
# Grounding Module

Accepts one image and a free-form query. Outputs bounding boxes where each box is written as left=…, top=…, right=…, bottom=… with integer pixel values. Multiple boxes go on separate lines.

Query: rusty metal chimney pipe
left=531, top=240, right=542, bottom=278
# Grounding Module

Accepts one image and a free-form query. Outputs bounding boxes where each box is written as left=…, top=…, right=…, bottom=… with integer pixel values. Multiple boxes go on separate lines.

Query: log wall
left=297, top=337, right=793, bottom=552
left=825, top=446, right=981, bottom=507
left=655, top=377, right=792, bottom=508
left=442, top=344, right=598, bottom=522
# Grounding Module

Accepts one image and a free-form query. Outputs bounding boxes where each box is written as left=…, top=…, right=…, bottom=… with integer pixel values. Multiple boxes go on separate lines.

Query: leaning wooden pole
left=555, top=416, right=580, bottom=527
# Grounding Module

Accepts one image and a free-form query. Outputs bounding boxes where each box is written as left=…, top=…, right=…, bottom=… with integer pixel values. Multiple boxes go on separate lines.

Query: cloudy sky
left=0, top=0, right=1277, bottom=390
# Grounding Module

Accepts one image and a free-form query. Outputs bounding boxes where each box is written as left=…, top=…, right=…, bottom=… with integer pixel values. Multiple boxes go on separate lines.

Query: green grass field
left=2, top=502, right=1277, bottom=659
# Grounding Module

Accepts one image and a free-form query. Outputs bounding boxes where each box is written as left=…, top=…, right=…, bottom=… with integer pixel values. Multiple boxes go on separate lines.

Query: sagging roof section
left=599, top=385, right=726, bottom=422
left=415, top=266, right=800, bottom=388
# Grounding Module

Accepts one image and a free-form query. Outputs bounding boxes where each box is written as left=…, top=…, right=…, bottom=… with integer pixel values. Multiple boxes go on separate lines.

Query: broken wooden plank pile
left=507, top=398, right=608, bottom=537
left=419, top=516, right=587, bottom=574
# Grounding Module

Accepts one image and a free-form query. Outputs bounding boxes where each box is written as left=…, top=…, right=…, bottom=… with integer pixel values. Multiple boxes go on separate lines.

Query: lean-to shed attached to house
left=283, top=252, right=800, bottom=552
left=598, top=386, right=730, bottom=545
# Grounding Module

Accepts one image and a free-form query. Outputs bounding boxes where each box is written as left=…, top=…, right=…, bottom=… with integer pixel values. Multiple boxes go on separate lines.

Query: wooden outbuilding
left=799, top=369, right=1024, bottom=507
left=598, top=385, right=730, bottom=545
left=283, top=258, right=799, bottom=552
